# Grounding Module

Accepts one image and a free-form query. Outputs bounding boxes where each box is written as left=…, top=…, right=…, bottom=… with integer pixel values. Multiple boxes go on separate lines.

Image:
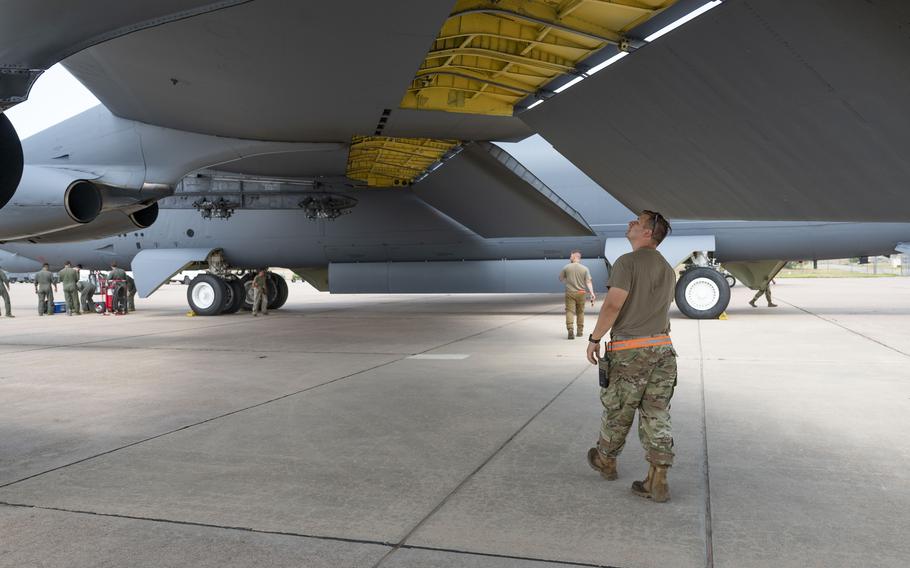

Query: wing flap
left=413, top=142, right=594, bottom=238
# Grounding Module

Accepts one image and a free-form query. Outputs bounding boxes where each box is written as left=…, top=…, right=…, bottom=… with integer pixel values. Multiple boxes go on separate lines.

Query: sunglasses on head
left=641, top=210, right=665, bottom=233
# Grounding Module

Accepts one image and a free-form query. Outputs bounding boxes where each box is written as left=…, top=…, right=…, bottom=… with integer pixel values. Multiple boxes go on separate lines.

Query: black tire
left=221, top=278, right=244, bottom=314
left=93, top=301, right=105, bottom=314
left=725, top=274, right=736, bottom=288
left=675, top=267, right=731, bottom=319
left=239, top=273, right=254, bottom=311
left=187, top=274, right=226, bottom=316
left=268, top=273, right=288, bottom=310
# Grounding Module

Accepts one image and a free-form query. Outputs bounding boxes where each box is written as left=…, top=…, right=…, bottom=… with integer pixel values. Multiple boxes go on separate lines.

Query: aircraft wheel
left=675, top=267, right=730, bottom=319
left=268, top=273, right=288, bottom=310
left=221, top=278, right=244, bottom=314
left=187, top=274, right=226, bottom=316
left=725, top=274, right=736, bottom=288
left=93, top=301, right=106, bottom=314
left=239, top=273, right=254, bottom=311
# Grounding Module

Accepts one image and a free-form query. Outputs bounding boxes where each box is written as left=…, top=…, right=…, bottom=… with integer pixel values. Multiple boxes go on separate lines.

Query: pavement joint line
left=0, top=357, right=404, bottom=491
left=398, top=543, right=626, bottom=568
left=0, top=501, right=627, bottom=568
left=0, top=304, right=560, bottom=491
left=0, top=344, right=411, bottom=356
left=779, top=298, right=910, bottom=358
left=0, top=500, right=397, bottom=549
left=697, top=322, right=715, bottom=568
left=370, top=362, right=590, bottom=568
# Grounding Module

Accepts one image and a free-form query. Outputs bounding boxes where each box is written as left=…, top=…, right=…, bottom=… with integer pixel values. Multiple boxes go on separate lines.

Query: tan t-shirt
left=606, top=248, right=676, bottom=339
left=560, top=262, right=591, bottom=294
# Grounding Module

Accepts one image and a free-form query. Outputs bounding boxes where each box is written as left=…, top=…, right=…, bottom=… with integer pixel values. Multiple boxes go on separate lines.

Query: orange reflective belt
left=606, top=334, right=672, bottom=352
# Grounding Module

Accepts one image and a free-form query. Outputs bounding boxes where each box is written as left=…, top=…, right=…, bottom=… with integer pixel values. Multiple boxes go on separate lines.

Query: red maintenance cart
left=96, top=276, right=128, bottom=315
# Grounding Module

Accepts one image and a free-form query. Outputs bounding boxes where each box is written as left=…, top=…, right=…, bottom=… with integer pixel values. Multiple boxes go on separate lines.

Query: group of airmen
left=0, top=260, right=136, bottom=318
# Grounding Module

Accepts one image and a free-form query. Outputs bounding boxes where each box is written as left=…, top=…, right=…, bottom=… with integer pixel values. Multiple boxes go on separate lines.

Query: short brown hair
left=570, top=249, right=582, bottom=256
left=642, top=210, right=671, bottom=244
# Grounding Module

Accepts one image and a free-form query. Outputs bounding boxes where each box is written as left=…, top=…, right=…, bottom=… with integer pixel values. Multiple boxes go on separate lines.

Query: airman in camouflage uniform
left=251, top=269, right=269, bottom=316
left=58, top=261, right=81, bottom=315
left=34, top=263, right=57, bottom=315
left=0, top=266, right=13, bottom=317
left=585, top=210, right=677, bottom=502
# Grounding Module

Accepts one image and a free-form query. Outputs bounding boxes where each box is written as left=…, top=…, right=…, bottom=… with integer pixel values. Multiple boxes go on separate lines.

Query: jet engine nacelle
left=0, top=165, right=104, bottom=241
left=29, top=202, right=159, bottom=243
left=0, top=113, right=23, bottom=211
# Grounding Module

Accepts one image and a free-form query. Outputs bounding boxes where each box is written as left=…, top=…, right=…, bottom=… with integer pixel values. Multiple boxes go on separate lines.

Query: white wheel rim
left=244, top=282, right=254, bottom=303
left=685, top=277, right=720, bottom=311
left=191, top=282, right=216, bottom=309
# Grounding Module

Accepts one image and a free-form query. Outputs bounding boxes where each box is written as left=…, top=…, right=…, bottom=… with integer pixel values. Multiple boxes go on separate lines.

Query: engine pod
left=0, top=113, right=23, bottom=210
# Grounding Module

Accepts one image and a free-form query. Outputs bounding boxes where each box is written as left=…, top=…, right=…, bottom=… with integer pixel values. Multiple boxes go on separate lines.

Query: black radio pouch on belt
left=598, top=352, right=611, bottom=388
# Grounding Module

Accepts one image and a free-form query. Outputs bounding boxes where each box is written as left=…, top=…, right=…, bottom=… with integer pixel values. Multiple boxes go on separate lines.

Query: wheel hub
left=685, top=277, right=720, bottom=311
left=191, top=282, right=216, bottom=309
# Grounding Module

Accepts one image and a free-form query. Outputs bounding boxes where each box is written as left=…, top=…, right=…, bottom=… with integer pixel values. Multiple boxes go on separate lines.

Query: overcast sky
left=5, top=64, right=100, bottom=140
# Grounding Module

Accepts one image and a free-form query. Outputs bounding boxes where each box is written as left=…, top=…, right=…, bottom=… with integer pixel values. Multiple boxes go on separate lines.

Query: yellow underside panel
left=346, top=136, right=460, bottom=187
left=401, top=0, right=677, bottom=116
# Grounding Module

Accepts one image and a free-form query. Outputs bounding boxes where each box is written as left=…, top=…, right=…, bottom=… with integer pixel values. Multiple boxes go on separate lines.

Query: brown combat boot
left=631, top=465, right=654, bottom=496
left=632, top=464, right=670, bottom=502
left=586, top=447, right=617, bottom=480
left=576, top=327, right=583, bottom=338
left=567, top=329, right=574, bottom=340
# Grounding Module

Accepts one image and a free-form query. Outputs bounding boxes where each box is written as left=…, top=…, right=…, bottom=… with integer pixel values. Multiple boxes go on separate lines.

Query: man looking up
left=558, top=250, right=595, bottom=339
left=585, top=210, right=678, bottom=502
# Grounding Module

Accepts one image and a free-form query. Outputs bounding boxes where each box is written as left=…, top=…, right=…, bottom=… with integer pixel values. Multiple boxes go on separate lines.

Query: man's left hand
left=586, top=340, right=600, bottom=365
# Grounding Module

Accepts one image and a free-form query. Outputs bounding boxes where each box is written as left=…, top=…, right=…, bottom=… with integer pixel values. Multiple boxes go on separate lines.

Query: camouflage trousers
left=0, top=286, right=9, bottom=316
left=751, top=287, right=772, bottom=304
left=565, top=291, right=586, bottom=331
left=598, top=344, right=677, bottom=466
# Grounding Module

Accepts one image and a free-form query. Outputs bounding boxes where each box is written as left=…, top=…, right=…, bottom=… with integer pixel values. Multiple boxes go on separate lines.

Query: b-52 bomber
left=2, top=133, right=909, bottom=319
left=1, top=1, right=909, bottom=318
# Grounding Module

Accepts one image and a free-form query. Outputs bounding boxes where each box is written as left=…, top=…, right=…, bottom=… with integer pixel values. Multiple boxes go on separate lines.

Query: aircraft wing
left=523, top=0, right=910, bottom=221
left=0, top=1, right=256, bottom=109
left=413, top=142, right=594, bottom=238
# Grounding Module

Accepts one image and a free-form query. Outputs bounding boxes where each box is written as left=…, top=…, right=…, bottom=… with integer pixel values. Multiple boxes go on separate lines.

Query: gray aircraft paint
left=2, top=189, right=908, bottom=297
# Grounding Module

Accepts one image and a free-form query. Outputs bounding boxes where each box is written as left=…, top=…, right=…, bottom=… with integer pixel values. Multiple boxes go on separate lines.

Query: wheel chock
left=186, top=311, right=196, bottom=317
left=718, top=312, right=728, bottom=320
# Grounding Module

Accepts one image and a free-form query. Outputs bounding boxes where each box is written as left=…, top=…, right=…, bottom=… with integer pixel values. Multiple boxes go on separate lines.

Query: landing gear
left=187, top=274, right=226, bottom=316
left=187, top=268, right=288, bottom=316
left=725, top=273, right=736, bottom=288
left=675, top=267, right=730, bottom=319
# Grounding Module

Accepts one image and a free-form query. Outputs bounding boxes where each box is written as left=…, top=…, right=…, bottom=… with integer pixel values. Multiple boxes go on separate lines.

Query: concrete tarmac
left=0, top=278, right=908, bottom=568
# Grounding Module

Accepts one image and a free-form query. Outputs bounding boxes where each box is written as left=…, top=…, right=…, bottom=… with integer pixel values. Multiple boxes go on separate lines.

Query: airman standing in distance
left=76, top=264, right=96, bottom=313
left=126, top=274, right=137, bottom=312
left=58, top=260, right=81, bottom=316
left=585, top=210, right=678, bottom=503
left=34, top=263, right=57, bottom=316
left=251, top=269, right=269, bottom=316
left=0, top=265, right=13, bottom=317
left=107, top=261, right=129, bottom=314
left=559, top=250, right=596, bottom=339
